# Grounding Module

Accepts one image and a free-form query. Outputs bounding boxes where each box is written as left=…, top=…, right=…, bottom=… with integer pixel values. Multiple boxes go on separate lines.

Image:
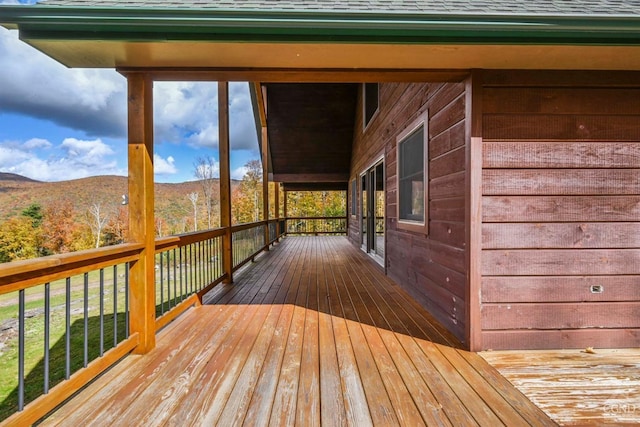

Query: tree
left=86, top=202, right=110, bottom=248
left=103, top=205, right=129, bottom=245
left=0, top=216, right=41, bottom=262
left=22, top=203, right=44, bottom=228
left=42, top=200, right=74, bottom=254
left=187, top=192, right=199, bottom=231
left=193, top=156, right=218, bottom=229
left=232, top=159, right=263, bottom=224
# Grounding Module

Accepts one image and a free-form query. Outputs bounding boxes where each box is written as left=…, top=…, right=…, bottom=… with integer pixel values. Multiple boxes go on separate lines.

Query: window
left=363, top=83, right=379, bottom=130
left=396, top=111, right=428, bottom=233
left=350, top=179, right=357, bottom=216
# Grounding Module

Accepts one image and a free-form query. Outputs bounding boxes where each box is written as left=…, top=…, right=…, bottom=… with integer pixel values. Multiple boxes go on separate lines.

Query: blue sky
left=0, top=21, right=260, bottom=183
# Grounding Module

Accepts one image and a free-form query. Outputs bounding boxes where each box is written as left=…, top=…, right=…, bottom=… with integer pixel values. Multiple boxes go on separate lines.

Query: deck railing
left=0, top=218, right=286, bottom=425
left=0, top=244, right=143, bottom=425
left=285, top=216, right=347, bottom=235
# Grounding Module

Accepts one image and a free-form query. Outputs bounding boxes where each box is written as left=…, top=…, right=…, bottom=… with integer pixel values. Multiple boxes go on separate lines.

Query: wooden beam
left=273, top=173, right=350, bottom=182
left=262, top=126, right=270, bottom=249
left=127, top=73, right=156, bottom=354
left=465, top=70, right=483, bottom=352
left=219, top=81, right=233, bottom=284
left=118, top=67, right=469, bottom=83
left=253, top=82, right=267, bottom=127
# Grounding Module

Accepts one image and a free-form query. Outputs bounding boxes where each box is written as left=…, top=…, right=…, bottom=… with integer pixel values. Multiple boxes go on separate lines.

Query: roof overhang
left=2, top=5, right=640, bottom=70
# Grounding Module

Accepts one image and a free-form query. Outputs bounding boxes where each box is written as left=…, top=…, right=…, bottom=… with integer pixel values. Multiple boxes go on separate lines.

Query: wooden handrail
left=285, top=216, right=347, bottom=221
left=230, top=220, right=267, bottom=233
left=0, top=243, right=145, bottom=295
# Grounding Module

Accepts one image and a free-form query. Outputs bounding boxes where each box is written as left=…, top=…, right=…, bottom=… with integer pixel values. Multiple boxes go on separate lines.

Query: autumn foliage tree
left=232, top=159, right=263, bottom=224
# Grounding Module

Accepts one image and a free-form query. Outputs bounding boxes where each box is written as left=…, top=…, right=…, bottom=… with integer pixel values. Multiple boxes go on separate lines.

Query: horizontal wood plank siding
left=349, top=81, right=469, bottom=344
left=481, top=71, right=640, bottom=350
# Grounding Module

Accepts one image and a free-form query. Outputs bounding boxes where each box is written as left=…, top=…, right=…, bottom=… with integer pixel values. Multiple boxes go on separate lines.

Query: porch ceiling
left=265, top=83, right=358, bottom=188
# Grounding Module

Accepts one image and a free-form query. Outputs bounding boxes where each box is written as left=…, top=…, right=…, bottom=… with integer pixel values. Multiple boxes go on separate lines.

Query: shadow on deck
left=43, top=236, right=554, bottom=426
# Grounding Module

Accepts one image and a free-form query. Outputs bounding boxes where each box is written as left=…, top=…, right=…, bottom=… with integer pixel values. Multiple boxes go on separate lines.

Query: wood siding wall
left=480, top=71, right=640, bottom=350
left=348, top=82, right=469, bottom=343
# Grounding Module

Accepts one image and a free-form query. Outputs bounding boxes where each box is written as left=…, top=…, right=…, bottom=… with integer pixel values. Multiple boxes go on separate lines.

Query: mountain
left=0, top=174, right=238, bottom=226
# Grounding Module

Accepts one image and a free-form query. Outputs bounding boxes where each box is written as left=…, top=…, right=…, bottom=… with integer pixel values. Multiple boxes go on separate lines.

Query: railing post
left=127, top=73, right=155, bottom=354
left=219, top=82, right=233, bottom=283
left=262, top=126, right=270, bottom=249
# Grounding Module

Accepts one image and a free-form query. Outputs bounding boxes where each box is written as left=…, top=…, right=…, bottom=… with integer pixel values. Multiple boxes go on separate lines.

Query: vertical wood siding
left=481, top=73, right=640, bottom=350
left=349, top=82, right=469, bottom=343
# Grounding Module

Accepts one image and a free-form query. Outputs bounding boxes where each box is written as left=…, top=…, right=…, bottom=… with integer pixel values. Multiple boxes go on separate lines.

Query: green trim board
left=1, top=5, right=640, bottom=45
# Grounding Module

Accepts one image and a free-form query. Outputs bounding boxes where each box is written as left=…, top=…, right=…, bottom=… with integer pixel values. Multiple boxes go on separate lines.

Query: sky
left=0, top=12, right=260, bottom=183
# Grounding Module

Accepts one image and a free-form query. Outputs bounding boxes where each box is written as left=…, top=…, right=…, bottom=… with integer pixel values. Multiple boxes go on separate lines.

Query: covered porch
left=42, top=236, right=553, bottom=426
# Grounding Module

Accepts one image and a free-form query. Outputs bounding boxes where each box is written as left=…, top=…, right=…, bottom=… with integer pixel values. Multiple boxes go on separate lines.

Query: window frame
left=362, top=83, right=379, bottom=132
left=396, top=110, right=429, bottom=234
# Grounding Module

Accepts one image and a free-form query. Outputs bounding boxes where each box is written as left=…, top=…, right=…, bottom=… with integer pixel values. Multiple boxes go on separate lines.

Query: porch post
left=127, top=73, right=155, bottom=354
left=274, top=182, right=280, bottom=238
left=262, top=126, right=270, bottom=249
left=283, top=189, right=288, bottom=234
left=219, top=82, right=233, bottom=284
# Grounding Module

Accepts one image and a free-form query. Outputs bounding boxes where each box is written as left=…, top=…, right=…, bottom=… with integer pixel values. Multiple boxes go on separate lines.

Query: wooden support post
left=466, top=70, right=483, bottom=352
left=262, top=126, right=270, bottom=249
left=219, top=82, right=233, bottom=284
left=274, top=182, right=280, bottom=239
left=283, top=189, right=288, bottom=234
left=127, top=73, right=155, bottom=354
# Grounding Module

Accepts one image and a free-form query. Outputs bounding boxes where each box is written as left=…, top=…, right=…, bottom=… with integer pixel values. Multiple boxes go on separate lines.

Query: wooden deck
left=482, top=349, right=640, bottom=426
left=43, top=236, right=553, bottom=426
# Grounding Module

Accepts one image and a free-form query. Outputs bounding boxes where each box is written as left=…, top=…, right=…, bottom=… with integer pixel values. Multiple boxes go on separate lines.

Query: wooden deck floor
left=43, top=236, right=554, bottom=426
left=482, top=349, right=640, bottom=426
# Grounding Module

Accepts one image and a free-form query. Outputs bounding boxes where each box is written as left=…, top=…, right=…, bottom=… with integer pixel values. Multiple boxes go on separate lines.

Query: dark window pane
left=364, top=83, right=379, bottom=127
left=398, top=124, right=425, bottom=222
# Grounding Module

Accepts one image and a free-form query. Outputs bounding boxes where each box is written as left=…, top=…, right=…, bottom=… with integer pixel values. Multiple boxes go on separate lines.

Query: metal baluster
left=84, top=272, right=89, bottom=368
left=198, top=241, right=203, bottom=290
left=125, top=264, right=130, bottom=338
left=65, top=277, right=71, bottom=380
left=18, top=289, right=25, bottom=411
left=99, top=269, right=104, bottom=356
left=179, top=246, right=184, bottom=302
left=113, top=265, right=118, bottom=346
left=173, top=248, right=178, bottom=305
left=44, top=283, right=50, bottom=394
left=189, top=244, right=194, bottom=294
left=166, top=251, right=171, bottom=309
left=159, top=252, right=164, bottom=315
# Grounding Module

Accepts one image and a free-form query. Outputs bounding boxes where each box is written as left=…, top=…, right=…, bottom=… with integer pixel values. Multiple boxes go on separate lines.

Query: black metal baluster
left=125, top=264, right=130, bottom=338
left=159, top=253, right=164, bottom=315
left=172, top=249, right=177, bottom=305
left=65, top=277, right=71, bottom=380
left=113, top=265, right=118, bottom=346
left=84, top=272, right=89, bottom=368
left=166, top=251, right=171, bottom=309
left=99, top=268, right=104, bottom=356
left=179, top=246, right=184, bottom=302
left=18, top=289, right=25, bottom=411
left=44, top=283, right=50, bottom=394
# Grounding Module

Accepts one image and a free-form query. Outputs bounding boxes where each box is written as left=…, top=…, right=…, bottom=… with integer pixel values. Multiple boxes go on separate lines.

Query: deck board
left=481, top=348, right=640, bottom=426
left=44, top=236, right=555, bottom=426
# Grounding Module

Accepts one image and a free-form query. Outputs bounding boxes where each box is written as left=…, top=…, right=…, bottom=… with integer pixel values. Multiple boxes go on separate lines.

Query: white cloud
left=153, top=81, right=258, bottom=153
left=154, top=154, right=178, bottom=175
left=231, top=165, right=248, bottom=180
left=0, top=29, right=127, bottom=137
left=23, top=137, right=52, bottom=150
left=0, top=137, right=124, bottom=181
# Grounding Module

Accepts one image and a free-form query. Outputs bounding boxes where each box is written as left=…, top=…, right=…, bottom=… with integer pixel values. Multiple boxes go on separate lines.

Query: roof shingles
left=37, top=0, right=640, bottom=16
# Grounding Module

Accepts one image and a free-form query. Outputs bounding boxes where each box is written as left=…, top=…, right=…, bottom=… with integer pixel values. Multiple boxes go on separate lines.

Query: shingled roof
left=37, top=0, right=640, bottom=16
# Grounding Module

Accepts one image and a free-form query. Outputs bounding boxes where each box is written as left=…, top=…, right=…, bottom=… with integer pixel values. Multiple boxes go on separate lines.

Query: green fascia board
left=1, top=5, right=640, bottom=45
